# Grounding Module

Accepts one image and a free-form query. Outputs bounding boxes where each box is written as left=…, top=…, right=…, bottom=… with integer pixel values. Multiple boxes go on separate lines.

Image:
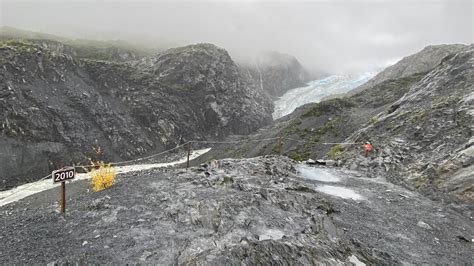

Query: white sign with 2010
left=52, top=167, right=76, bottom=183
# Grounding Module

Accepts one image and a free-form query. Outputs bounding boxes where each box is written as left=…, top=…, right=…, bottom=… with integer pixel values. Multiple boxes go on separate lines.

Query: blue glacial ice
left=273, top=71, right=378, bottom=119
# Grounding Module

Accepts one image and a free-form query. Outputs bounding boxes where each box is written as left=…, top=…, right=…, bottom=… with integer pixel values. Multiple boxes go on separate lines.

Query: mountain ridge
left=0, top=40, right=273, bottom=190
left=239, top=51, right=314, bottom=98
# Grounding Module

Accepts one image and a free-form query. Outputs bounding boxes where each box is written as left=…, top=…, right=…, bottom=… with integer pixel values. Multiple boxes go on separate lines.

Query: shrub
left=289, top=150, right=311, bottom=161
left=90, top=161, right=117, bottom=192
left=370, top=117, right=379, bottom=124
left=271, top=137, right=285, bottom=155
left=301, top=98, right=355, bottom=118
left=328, top=144, right=344, bottom=159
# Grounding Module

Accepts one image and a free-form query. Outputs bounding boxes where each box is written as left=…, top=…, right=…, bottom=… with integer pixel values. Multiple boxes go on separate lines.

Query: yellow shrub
left=90, top=161, right=117, bottom=192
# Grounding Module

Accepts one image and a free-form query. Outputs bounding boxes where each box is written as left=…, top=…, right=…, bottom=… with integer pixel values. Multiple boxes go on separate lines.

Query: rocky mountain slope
left=0, top=40, right=273, bottom=190
left=239, top=51, right=314, bottom=98
left=335, top=45, right=473, bottom=202
left=197, top=44, right=472, bottom=203
left=1, top=156, right=472, bottom=264
left=0, top=26, right=154, bottom=62
left=348, top=44, right=466, bottom=96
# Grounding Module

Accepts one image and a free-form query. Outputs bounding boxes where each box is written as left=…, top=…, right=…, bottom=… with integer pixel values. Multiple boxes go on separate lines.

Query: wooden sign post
left=52, top=167, right=76, bottom=213
left=61, top=182, right=66, bottom=213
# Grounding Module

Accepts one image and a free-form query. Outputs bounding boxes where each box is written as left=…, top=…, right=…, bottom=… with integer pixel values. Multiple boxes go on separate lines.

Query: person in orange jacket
left=364, top=142, right=373, bottom=157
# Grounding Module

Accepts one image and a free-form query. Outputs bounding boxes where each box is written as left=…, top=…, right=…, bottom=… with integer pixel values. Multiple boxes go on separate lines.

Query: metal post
left=61, top=182, right=66, bottom=213
left=186, top=142, right=191, bottom=168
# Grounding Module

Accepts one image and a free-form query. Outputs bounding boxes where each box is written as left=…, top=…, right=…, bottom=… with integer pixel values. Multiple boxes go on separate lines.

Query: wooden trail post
left=52, top=167, right=76, bottom=214
left=61, top=182, right=66, bottom=213
left=186, top=142, right=191, bottom=168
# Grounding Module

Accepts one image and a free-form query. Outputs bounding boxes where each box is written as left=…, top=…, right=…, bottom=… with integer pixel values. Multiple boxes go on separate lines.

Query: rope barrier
left=321, top=142, right=364, bottom=145
left=0, top=173, right=51, bottom=202
left=190, top=137, right=312, bottom=145
left=0, top=143, right=194, bottom=202
left=109, top=141, right=191, bottom=166
left=67, top=141, right=192, bottom=170
left=190, top=137, right=284, bottom=144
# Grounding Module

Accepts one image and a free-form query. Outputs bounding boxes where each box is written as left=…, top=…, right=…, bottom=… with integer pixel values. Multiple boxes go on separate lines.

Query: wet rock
left=417, top=221, right=432, bottom=230
left=325, top=160, right=338, bottom=166
left=139, top=250, right=152, bottom=261
left=455, top=236, right=471, bottom=243
left=87, top=196, right=111, bottom=211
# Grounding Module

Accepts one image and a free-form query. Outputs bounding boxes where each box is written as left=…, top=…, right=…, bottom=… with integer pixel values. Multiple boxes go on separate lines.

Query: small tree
left=90, top=161, right=117, bottom=192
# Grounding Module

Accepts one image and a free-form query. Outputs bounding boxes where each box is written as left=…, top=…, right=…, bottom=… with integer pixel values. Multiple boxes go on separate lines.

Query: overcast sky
left=1, top=0, right=473, bottom=74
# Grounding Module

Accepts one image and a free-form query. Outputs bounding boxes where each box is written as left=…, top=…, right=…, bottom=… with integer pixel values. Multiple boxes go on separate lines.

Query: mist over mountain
left=239, top=51, right=316, bottom=99
left=2, top=0, right=472, bottom=74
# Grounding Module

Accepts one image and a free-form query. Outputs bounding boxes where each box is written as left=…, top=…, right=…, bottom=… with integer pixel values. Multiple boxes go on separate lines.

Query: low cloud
left=1, top=0, right=472, bottom=75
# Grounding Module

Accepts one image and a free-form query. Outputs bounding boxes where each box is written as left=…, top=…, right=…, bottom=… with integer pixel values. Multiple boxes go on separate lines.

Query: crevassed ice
left=349, top=255, right=366, bottom=266
left=273, top=71, right=378, bottom=119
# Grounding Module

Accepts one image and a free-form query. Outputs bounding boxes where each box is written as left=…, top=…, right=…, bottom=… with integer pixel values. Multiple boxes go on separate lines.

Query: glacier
left=273, top=71, right=378, bottom=119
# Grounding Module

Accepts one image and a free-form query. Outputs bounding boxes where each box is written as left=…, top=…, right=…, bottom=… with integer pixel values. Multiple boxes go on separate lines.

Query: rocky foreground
left=1, top=156, right=472, bottom=264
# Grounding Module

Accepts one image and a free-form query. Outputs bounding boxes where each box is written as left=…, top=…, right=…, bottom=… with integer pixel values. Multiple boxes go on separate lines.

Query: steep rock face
left=349, top=44, right=466, bottom=96
left=133, top=44, right=273, bottom=136
left=0, top=41, right=273, bottom=189
left=336, top=46, right=473, bottom=202
left=240, top=51, right=313, bottom=98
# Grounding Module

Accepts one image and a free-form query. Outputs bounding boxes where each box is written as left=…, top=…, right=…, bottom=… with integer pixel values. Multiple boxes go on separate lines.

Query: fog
left=1, top=0, right=472, bottom=74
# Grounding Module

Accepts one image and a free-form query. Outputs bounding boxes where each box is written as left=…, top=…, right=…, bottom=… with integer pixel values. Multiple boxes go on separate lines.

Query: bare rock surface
left=348, top=44, right=467, bottom=96
left=338, top=45, right=474, bottom=203
left=1, top=157, right=472, bottom=264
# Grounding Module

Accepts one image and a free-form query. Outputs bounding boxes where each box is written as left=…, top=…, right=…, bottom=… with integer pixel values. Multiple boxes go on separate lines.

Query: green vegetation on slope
left=0, top=26, right=155, bottom=61
left=302, top=98, right=355, bottom=118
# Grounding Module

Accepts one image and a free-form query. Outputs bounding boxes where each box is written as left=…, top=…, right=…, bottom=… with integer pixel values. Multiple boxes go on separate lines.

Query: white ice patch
left=349, top=255, right=366, bottom=266
left=273, top=71, right=378, bottom=119
left=316, top=185, right=364, bottom=200
left=0, top=148, right=211, bottom=207
left=114, top=148, right=211, bottom=174
left=296, top=165, right=341, bottom=182
left=259, top=229, right=285, bottom=241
